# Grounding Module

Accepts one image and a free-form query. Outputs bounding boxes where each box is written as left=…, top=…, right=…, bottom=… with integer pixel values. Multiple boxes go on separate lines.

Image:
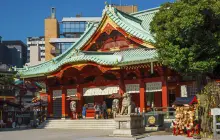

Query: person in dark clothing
left=102, top=101, right=108, bottom=119
left=94, top=102, right=100, bottom=119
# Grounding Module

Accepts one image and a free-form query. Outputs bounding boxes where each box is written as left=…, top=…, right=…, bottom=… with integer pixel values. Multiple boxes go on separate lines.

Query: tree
left=150, top=0, right=220, bottom=74
left=197, top=82, right=220, bottom=137
left=0, top=74, right=14, bottom=88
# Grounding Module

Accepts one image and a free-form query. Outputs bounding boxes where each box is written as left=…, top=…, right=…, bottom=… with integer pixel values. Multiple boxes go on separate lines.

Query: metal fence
left=146, top=107, right=175, bottom=119
left=0, top=110, right=47, bottom=128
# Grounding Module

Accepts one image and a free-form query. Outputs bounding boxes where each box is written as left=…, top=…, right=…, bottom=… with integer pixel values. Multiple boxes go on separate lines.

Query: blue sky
left=0, top=0, right=174, bottom=43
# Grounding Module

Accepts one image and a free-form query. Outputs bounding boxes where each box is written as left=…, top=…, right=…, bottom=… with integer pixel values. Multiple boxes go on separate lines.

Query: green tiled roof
left=104, top=6, right=155, bottom=43
left=131, top=7, right=159, bottom=34
left=17, top=48, right=157, bottom=78
left=17, top=6, right=159, bottom=78
left=114, top=48, right=157, bottom=66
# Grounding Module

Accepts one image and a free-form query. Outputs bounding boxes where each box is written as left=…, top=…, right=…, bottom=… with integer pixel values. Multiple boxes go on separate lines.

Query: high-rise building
left=0, top=37, right=27, bottom=68
left=26, top=36, right=45, bottom=66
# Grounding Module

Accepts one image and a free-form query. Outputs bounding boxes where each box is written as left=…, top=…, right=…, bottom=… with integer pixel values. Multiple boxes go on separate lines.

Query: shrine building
left=17, top=6, right=188, bottom=118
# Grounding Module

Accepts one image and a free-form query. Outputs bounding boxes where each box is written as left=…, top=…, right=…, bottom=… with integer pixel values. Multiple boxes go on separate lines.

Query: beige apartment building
left=26, top=36, right=45, bottom=66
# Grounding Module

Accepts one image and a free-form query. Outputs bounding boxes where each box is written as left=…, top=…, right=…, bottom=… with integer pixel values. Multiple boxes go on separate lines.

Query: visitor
left=102, top=101, right=108, bottom=119
left=82, top=104, right=87, bottom=119
left=135, top=106, right=140, bottom=115
left=94, top=102, right=100, bottom=119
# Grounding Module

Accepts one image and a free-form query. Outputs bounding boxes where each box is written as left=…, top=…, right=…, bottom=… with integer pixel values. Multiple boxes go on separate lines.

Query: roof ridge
left=130, top=7, right=160, bottom=16
left=105, top=6, right=154, bottom=42
left=83, top=51, right=114, bottom=55
left=115, top=11, right=153, bottom=39
left=114, top=8, right=142, bottom=24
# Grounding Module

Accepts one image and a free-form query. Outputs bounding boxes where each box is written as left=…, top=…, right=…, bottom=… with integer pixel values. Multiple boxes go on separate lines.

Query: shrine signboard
left=146, top=82, right=162, bottom=92
left=125, top=84, right=139, bottom=94
left=180, top=85, right=188, bottom=97
left=67, top=89, right=77, bottom=97
left=53, top=90, right=62, bottom=98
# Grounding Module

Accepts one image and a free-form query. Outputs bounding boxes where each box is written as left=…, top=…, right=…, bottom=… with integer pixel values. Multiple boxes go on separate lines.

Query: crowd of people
left=81, top=101, right=141, bottom=119
left=82, top=101, right=108, bottom=119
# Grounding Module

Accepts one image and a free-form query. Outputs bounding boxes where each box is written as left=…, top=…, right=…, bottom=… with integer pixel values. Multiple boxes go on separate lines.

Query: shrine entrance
left=168, top=88, right=176, bottom=106
left=146, top=92, right=162, bottom=108
left=83, top=86, right=119, bottom=118
left=52, top=90, right=62, bottom=118
left=105, top=97, right=113, bottom=109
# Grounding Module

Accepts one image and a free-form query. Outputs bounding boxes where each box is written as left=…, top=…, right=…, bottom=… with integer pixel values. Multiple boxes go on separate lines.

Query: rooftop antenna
left=51, top=7, right=56, bottom=19
left=120, top=0, right=122, bottom=6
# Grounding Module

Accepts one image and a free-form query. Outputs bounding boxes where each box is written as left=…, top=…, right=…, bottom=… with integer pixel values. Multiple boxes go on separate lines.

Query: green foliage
left=197, top=82, right=220, bottom=135
left=0, top=74, right=14, bottom=86
left=150, top=0, right=220, bottom=74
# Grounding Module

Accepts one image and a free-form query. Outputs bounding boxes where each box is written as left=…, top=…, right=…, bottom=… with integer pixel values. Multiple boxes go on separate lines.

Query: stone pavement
left=0, top=129, right=191, bottom=140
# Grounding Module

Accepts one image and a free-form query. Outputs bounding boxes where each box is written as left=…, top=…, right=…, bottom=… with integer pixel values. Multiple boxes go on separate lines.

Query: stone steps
left=40, top=119, right=116, bottom=130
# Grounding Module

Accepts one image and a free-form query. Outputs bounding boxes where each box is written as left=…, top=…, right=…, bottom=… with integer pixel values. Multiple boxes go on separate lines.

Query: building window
left=55, top=43, right=73, bottom=55
left=62, top=21, right=86, bottom=35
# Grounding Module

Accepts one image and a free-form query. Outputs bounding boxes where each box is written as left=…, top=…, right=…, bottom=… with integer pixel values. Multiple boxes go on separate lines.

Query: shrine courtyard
left=0, top=129, right=190, bottom=140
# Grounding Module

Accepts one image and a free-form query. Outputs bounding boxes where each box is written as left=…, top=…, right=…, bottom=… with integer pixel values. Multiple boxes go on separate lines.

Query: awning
left=173, top=96, right=198, bottom=105
left=83, top=86, right=119, bottom=96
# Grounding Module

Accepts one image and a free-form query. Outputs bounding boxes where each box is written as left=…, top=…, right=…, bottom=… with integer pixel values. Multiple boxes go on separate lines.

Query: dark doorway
left=105, top=97, right=113, bottom=109
left=169, top=89, right=176, bottom=106
left=53, top=98, right=62, bottom=118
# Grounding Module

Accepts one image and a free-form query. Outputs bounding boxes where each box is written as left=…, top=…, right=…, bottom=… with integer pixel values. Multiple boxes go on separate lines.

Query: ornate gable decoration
left=87, top=23, right=140, bottom=52
left=82, top=5, right=154, bottom=52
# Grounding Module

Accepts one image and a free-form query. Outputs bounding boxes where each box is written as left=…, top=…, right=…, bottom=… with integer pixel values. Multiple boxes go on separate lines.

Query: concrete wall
left=29, top=45, right=41, bottom=66
left=45, top=18, right=59, bottom=61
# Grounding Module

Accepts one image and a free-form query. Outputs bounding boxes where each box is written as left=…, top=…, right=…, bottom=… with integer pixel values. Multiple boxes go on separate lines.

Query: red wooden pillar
left=154, top=92, right=162, bottom=107
left=77, top=85, right=83, bottom=113
left=119, top=71, right=125, bottom=95
left=139, top=79, right=146, bottom=113
left=47, top=88, right=53, bottom=117
left=61, top=87, right=67, bottom=118
left=162, top=77, right=168, bottom=109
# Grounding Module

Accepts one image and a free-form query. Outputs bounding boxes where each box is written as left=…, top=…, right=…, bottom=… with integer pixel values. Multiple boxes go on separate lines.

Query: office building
left=26, top=36, right=45, bottom=66
left=0, top=37, right=27, bottom=68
